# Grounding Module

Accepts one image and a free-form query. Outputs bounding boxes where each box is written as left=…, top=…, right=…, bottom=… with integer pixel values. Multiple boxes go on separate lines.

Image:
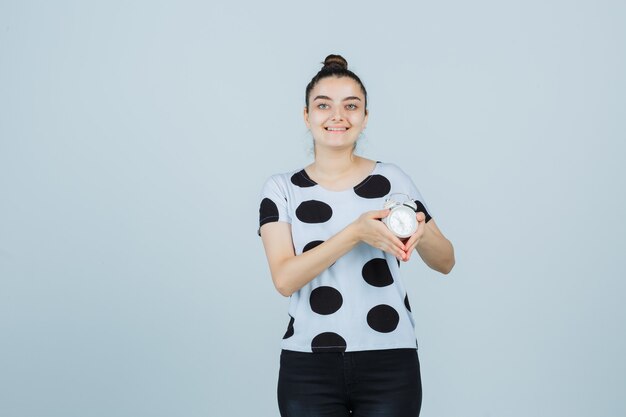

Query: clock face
left=388, top=207, right=417, bottom=238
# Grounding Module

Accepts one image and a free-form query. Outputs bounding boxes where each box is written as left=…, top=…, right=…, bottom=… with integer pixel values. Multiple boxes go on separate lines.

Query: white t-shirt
left=258, top=161, right=432, bottom=353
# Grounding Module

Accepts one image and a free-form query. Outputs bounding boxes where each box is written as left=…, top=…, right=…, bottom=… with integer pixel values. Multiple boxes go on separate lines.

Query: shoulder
left=261, top=168, right=303, bottom=189
left=260, top=167, right=320, bottom=200
left=375, top=161, right=412, bottom=181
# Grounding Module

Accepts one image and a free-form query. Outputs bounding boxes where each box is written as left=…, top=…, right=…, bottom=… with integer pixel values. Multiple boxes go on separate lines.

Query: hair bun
left=322, top=54, right=348, bottom=70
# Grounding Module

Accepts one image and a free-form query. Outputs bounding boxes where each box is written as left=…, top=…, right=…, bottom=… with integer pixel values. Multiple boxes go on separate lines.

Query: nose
left=331, top=106, right=344, bottom=121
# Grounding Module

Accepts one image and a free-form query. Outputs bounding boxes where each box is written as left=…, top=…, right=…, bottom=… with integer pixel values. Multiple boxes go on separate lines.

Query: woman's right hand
left=261, top=208, right=409, bottom=297
left=352, top=209, right=408, bottom=261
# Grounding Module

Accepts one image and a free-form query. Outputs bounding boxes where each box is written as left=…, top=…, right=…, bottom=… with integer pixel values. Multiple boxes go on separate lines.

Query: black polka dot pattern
left=367, top=304, right=400, bottom=333
left=354, top=175, right=391, bottom=199
left=404, top=294, right=411, bottom=312
left=311, top=332, right=347, bottom=352
left=260, top=163, right=428, bottom=351
left=283, top=316, right=295, bottom=339
left=296, top=200, right=333, bottom=224
left=302, top=240, right=324, bottom=253
left=414, top=200, right=432, bottom=223
left=259, top=198, right=279, bottom=228
left=291, top=170, right=317, bottom=188
left=361, top=258, right=394, bottom=287
left=310, top=286, right=343, bottom=315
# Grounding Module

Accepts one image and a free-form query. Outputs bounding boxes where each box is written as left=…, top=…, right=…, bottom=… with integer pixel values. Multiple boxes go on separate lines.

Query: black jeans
left=278, top=349, right=422, bottom=417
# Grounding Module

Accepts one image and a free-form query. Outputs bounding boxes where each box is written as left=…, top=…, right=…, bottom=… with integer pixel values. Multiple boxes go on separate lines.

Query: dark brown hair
left=305, top=54, right=368, bottom=110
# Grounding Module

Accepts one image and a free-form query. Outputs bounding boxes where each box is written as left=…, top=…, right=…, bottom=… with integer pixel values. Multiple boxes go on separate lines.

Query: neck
left=311, top=147, right=360, bottom=178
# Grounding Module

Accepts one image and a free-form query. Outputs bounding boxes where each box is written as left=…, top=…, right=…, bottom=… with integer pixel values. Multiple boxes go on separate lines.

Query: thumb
left=369, top=209, right=391, bottom=219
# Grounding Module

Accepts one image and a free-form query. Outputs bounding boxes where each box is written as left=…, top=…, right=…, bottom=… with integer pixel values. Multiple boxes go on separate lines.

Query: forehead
left=310, top=76, right=364, bottom=100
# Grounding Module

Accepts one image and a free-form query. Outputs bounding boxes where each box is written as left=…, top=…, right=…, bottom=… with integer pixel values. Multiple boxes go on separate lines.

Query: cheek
left=308, top=112, right=328, bottom=126
left=349, top=114, right=366, bottom=127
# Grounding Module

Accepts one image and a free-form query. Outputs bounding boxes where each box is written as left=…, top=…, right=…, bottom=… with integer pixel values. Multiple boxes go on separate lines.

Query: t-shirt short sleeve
left=393, top=164, right=433, bottom=223
left=258, top=175, right=292, bottom=235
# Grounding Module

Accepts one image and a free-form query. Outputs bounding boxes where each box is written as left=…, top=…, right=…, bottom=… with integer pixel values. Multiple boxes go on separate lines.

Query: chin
left=320, top=141, right=357, bottom=151
left=322, top=135, right=358, bottom=146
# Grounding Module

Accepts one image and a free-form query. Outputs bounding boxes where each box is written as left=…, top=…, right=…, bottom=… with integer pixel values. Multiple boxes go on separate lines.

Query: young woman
left=258, top=54, right=455, bottom=417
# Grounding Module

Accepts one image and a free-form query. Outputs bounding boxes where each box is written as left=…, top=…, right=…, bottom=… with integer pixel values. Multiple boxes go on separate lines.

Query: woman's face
left=304, top=76, right=368, bottom=152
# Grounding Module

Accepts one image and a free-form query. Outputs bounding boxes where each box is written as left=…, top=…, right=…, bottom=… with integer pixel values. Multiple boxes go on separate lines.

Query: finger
left=387, top=232, right=407, bottom=252
left=404, top=236, right=417, bottom=254
left=403, top=226, right=425, bottom=260
left=406, top=240, right=419, bottom=257
left=385, top=234, right=407, bottom=258
left=403, top=243, right=417, bottom=262
left=373, top=220, right=406, bottom=249
left=406, top=213, right=426, bottom=247
left=369, top=209, right=391, bottom=220
left=388, top=239, right=406, bottom=259
left=379, top=241, right=405, bottom=260
left=388, top=229, right=405, bottom=246
left=404, top=228, right=420, bottom=250
left=403, top=241, right=417, bottom=261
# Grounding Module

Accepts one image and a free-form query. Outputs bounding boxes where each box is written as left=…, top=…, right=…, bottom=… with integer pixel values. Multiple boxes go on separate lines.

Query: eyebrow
left=313, top=95, right=362, bottom=102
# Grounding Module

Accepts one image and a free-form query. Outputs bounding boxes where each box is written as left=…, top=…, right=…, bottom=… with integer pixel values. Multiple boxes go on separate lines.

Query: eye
left=346, top=103, right=358, bottom=110
left=317, top=103, right=330, bottom=110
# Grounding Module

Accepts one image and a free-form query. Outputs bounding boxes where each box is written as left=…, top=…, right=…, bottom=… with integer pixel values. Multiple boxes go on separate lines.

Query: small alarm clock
left=382, top=193, right=418, bottom=238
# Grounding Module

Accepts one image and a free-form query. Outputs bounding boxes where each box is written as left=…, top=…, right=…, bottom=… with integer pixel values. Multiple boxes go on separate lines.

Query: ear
left=303, top=106, right=311, bottom=129
left=363, top=108, right=369, bottom=129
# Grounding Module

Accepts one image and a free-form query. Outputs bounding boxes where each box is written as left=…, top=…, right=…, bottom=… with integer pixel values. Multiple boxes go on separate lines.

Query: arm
left=260, top=209, right=406, bottom=297
left=404, top=214, right=455, bottom=274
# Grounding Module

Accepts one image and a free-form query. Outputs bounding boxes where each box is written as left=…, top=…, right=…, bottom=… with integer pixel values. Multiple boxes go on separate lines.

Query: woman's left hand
left=401, top=212, right=427, bottom=262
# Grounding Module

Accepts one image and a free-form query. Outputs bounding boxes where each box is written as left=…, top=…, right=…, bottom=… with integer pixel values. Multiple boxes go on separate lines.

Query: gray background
left=1, top=1, right=624, bottom=416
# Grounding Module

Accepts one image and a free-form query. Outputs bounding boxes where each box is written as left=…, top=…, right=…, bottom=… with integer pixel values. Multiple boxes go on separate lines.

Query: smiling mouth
left=325, top=127, right=348, bottom=131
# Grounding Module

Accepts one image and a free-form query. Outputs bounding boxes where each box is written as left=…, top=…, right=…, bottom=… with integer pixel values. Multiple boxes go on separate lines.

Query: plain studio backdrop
left=1, top=1, right=624, bottom=416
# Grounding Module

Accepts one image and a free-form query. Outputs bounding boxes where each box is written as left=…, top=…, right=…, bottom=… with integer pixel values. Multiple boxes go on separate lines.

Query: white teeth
left=326, top=127, right=347, bottom=131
